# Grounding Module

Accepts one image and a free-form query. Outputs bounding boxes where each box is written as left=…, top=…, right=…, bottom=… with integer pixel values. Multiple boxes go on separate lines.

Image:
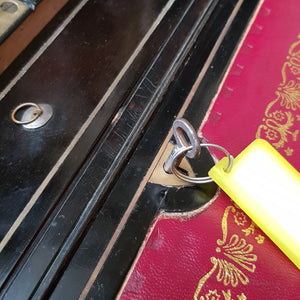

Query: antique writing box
left=0, top=0, right=278, bottom=299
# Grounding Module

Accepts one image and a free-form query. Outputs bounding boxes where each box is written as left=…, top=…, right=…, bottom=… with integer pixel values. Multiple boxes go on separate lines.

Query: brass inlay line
left=0, top=0, right=176, bottom=252
left=81, top=0, right=248, bottom=298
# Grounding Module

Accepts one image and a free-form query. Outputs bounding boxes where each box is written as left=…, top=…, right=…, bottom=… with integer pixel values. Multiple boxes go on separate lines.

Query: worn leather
left=120, top=0, right=300, bottom=298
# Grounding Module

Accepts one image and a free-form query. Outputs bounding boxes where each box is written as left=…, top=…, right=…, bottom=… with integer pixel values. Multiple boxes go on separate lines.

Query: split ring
left=170, top=143, right=234, bottom=184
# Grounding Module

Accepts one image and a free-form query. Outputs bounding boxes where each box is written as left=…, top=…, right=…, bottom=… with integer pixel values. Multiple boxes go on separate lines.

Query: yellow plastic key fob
left=209, top=139, right=300, bottom=269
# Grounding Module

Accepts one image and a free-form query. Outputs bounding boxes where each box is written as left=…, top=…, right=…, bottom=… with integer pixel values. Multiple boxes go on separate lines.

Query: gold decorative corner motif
left=242, top=222, right=255, bottom=236
left=194, top=205, right=264, bottom=300
left=237, top=293, right=247, bottom=300
left=256, top=34, right=300, bottom=149
left=284, top=147, right=294, bottom=156
left=204, top=289, right=221, bottom=300
left=255, top=235, right=265, bottom=244
left=222, top=290, right=232, bottom=300
left=234, top=212, right=247, bottom=226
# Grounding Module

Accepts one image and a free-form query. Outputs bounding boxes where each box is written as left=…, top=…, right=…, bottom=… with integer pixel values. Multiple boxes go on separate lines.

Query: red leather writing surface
left=120, top=198, right=300, bottom=299
left=201, top=1, right=300, bottom=164
left=120, top=0, right=300, bottom=298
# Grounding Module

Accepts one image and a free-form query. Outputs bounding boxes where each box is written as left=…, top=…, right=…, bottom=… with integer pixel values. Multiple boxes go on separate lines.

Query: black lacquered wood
left=0, top=0, right=260, bottom=299
left=47, top=1, right=258, bottom=299
left=69, top=1, right=260, bottom=299
left=1, top=1, right=218, bottom=298
left=0, top=0, right=169, bottom=289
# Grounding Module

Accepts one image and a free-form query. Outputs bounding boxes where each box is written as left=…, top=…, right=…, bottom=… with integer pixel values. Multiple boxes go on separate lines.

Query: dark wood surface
left=0, top=0, right=70, bottom=74
left=0, top=0, right=259, bottom=298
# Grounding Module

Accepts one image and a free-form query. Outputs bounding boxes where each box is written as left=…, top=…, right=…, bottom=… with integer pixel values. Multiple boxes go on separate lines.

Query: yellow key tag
left=209, top=139, right=300, bottom=269
left=166, top=120, right=300, bottom=269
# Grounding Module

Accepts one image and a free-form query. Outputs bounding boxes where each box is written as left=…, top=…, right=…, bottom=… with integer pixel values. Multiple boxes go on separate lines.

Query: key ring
left=11, top=102, right=43, bottom=125
left=164, top=118, right=234, bottom=184
left=170, top=143, right=234, bottom=184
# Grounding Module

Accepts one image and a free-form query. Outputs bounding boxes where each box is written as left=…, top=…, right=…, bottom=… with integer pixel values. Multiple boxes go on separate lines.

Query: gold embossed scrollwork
left=256, top=34, right=300, bottom=152
left=194, top=206, right=258, bottom=300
